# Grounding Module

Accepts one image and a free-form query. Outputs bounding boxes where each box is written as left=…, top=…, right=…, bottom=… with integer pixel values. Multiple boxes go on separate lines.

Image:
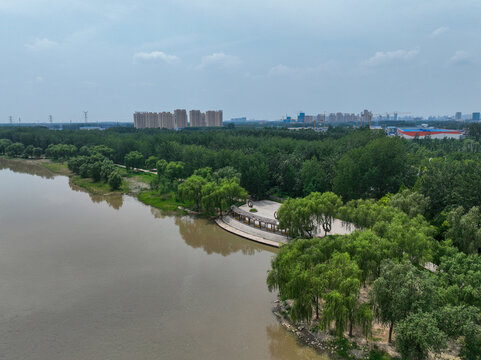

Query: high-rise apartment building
left=328, top=113, right=336, bottom=123
left=134, top=112, right=160, bottom=128
left=455, top=112, right=462, bottom=121
left=214, top=110, right=223, bottom=127
left=160, top=112, right=174, bottom=129
left=134, top=109, right=222, bottom=129
left=189, top=110, right=201, bottom=127
left=205, top=111, right=216, bottom=127
left=174, top=109, right=188, bottom=128
left=472, top=112, right=480, bottom=121
left=336, top=112, right=344, bottom=122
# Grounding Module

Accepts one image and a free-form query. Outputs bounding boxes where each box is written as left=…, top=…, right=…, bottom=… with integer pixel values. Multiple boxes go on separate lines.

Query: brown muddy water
left=0, top=159, right=328, bottom=360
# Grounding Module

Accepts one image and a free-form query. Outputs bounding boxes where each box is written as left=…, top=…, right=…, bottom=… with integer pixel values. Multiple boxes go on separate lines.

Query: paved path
left=216, top=216, right=287, bottom=248
left=114, top=164, right=157, bottom=175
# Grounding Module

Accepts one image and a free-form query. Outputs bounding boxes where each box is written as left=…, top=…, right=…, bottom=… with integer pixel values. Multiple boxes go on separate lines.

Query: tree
left=320, top=252, right=361, bottom=337
left=389, top=189, right=429, bottom=218
left=145, top=156, right=158, bottom=170
left=156, top=159, right=168, bottom=177
left=395, top=312, right=447, bottom=360
left=23, top=145, right=34, bottom=158
left=301, top=157, right=329, bottom=195
left=165, top=161, right=185, bottom=182
left=370, top=260, right=439, bottom=343
left=446, top=206, right=481, bottom=254
left=467, top=123, right=481, bottom=141
left=334, top=137, right=413, bottom=200
left=306, top=191, right=342, bottom=236
left=108, top=170, right=122, bottom=190
left=32, top=147, right=43, bottom=158
left=178, top=175, right=207, bottom=210
left=0, top=138, right=13, bottom=154
left=6, top=142, right=25, bottom=157
left=124, top=151, right=144, bottom=170
left=277, top=197, right=315, bottom=238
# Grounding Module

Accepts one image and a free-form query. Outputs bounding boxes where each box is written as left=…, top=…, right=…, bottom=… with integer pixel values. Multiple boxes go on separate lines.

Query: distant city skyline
left=1, top=0, right=480, bottom=123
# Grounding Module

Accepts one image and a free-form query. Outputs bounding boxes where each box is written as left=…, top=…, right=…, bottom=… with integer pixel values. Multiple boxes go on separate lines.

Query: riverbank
left=273, top=300, right=396, bottom=360
left=0, top=157, right=190, bottom=213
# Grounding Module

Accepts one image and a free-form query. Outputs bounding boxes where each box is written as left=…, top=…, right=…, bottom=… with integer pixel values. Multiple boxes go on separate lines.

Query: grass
left=40, top=161, right=70, bottom=175
left=72, top=176, right=128, bottom=195
left=138, top=190, right=190, bottom=213
left=250, top=208, right=258, bottom=212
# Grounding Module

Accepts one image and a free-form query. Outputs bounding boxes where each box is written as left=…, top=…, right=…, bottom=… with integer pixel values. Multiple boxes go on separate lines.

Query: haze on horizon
left=0, top=0, right=480, bottom=123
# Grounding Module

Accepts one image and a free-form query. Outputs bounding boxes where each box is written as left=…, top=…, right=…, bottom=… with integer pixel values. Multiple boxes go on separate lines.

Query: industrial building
left=397, top=128, right=463, bottom=140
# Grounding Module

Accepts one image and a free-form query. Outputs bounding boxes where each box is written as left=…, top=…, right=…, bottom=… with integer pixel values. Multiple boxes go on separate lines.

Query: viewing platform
left=216, top=200, right=354, bottom=248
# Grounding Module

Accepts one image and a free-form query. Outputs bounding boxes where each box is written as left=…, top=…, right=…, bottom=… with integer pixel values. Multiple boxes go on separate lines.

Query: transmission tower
left=49, top=115, right=53, bottom=124
left=9, top=116, right=12, bottom=124
left=83, top=111, right=88, bottom=124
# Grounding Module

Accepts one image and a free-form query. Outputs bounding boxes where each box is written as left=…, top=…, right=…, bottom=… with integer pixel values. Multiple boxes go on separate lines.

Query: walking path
left=215, top=216, right=287, bottom=248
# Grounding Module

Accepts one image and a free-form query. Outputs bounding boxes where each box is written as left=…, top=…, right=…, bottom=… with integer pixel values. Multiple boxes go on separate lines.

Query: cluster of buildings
left=134, top=110, right=223, bottom=129
left=455, top=112, right=481, bottom=122
left=282, top=110, right=373, bottom=126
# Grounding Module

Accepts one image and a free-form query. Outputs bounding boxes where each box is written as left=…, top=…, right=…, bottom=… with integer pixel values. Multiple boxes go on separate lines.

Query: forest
left=1, top=124, right=481, bottom=359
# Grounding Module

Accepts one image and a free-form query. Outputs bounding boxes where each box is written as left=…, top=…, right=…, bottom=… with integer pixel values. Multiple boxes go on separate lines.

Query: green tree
left=389, top=189, right=429, bottom=218
left=301, top=156, right=329, bottom=195
left=6, top=142, right=25, bottom=157
left=306, top=191, right=342, bottom=236
left=395, top=312, right=447, bottom=360
left=0, top=138, right=13, bottom=154
left=178, top=175, right=207, bottom=210
left=370, top=260, right=439, bottom=343
left=156, top=159, right=168, bottom=177
left=320, top=252, right=361, bottom=337
left=108, top=170, right=122, bottom=190
left=446, top=206, right=481, bottom=254
left=124, top=151, right=144, bottom=170
left=277, top=197, right=315, bottom=238
left=165, top=161, right=185, bottom=182
left=145, top=156, right=158, bottom=170
left=334, top=137, right=413, bottom=200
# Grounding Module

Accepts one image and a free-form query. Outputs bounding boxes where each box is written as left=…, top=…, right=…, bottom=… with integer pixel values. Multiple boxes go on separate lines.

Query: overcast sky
left=0, top=0, right=480, bottom=123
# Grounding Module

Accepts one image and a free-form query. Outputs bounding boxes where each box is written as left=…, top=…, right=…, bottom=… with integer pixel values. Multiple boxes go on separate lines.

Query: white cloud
left=26, top=38, right=58, bottom=51
left=363, top=49, right=419, bottom=66
left=267, top=62, right=336, bottom=78
left=448, top=50, right=471, bottom=66
left=197, top=52, right=242, bottom=69
left=430, top=26, right=449, bottom=38
left=133, top=51, right=179, bottom=63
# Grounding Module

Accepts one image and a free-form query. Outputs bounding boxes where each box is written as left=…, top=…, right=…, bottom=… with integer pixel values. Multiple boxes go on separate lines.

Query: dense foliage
left=2, top=124, right=481, bottom=359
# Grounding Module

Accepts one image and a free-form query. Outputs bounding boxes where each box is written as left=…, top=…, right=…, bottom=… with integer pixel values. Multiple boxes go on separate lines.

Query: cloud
left=133, top=51, right=179, bottom=63
left=430, top=26, right=449, bottom=38
left=448, top=50, right=471, bottom=66
left=267, top=62, right=336, bottom=78
left=26, top=38, right=58, bottom=51
left=363, top=49, right=419, bottom=66
left=197, top=52, right=242, bottom=69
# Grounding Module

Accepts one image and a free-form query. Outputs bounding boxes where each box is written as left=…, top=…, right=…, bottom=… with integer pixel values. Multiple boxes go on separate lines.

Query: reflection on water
left=267, top=323, right=326, bottom=360
left=68, top=178, right=124, bottom=210
left=0, top=157, right=56, bottom=179
left=0, top=163, right=329, bottom=360
left=176, top=216, right=273, bottom=256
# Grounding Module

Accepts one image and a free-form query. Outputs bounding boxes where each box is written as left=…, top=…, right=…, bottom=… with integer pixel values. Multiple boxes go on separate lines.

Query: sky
left=0, top=0, right=480, bottom=123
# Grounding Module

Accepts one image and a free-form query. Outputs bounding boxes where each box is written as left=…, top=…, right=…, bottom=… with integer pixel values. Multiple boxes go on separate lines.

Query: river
left=0, top=159, right=328, bottom=360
